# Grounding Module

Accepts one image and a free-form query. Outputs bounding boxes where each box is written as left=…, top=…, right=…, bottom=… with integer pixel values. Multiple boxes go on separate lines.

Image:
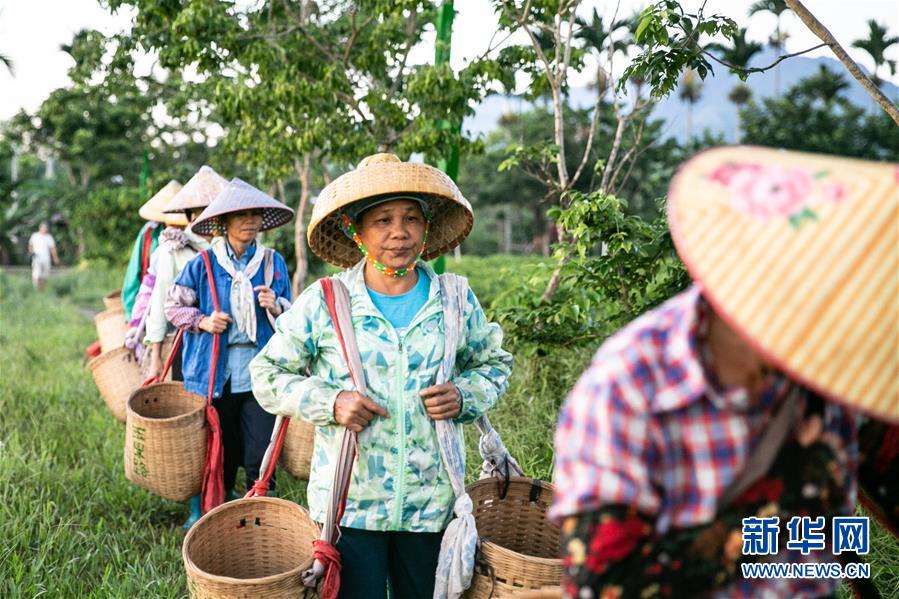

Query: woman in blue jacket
left=165, top=178, right=294, bottom=527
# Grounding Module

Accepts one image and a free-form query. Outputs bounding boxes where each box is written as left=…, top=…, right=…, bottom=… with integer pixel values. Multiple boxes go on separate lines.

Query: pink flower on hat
left=726, top=164, right=813, bottom=219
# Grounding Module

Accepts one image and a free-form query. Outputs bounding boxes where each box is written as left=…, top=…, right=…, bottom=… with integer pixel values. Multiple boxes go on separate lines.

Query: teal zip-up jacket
left=121, top=221, right=161, bottom=320
left=250, top=261, right=512, bottom=532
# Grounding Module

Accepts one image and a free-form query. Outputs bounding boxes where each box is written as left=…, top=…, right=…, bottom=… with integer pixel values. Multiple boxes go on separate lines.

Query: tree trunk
left=785, top=0, right=899, bottom=126
left=503, top=205, right=513, bottom=254
left=291, top=156, right=312, bottom=297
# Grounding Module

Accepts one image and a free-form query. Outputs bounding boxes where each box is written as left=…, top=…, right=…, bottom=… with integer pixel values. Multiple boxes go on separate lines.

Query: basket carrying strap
left=244, top=248, right=292, bottom=498
left=302, top=276, right=366, bottom=599
left=199, top=250, right=226, bottom=514
left=433, top=273, right=523, bottom=599
left=139, top=224, right=155, bottom=280
left=140, top=329, right=184, bottom=387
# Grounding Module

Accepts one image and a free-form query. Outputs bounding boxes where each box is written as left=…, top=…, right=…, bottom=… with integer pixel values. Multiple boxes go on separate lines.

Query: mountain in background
left=463, top=49, right=899, bottom=143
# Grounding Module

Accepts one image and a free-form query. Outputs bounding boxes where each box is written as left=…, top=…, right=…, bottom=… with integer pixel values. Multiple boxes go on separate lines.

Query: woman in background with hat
left=165, top=178, right=294, bottom=527
left=551, top=147, right=898, bottom=599
left=142, top=166, right=226, bottom=383
left=251, top=154, right=512, bottom=599
left=120, top=182, right=170, bottom=321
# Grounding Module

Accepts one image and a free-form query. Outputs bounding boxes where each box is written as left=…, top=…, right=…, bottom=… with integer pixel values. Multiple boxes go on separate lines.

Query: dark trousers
left=213, top=379, right=276, bottom=492
left=171, top=343, right=183, bottom=382
left=335, top=527, right=444, bottom=599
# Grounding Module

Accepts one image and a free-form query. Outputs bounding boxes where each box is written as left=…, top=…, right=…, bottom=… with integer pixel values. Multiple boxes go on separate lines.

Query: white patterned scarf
left=210, top=237, right=266, bottom=343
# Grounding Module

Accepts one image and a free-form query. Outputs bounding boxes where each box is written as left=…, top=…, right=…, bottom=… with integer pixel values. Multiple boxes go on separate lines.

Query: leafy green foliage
left=624, top=0, right=738, bottom=96
left=70, top=186, right=147, bottom=266
left=489, top=193, right=689, bottom=352
left=741, top=68, right=899, bottom=160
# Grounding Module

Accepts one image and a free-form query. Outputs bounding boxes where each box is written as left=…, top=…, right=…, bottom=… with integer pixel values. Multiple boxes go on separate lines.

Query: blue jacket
left=173, top=245, right=292, bottom=398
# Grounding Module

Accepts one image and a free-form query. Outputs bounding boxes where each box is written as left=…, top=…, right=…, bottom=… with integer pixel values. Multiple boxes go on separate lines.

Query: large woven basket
left=464, top=478, right=562, bottom=599
left=125, top=382, right=206, bottom=502
left=102, top=289, right=123, bottom=311
left=88, top=347, right=145, bottom=423
left=95, top=307, right=127, bottom=353
left=183, top=497, right=321, bottom=598
left=279, top=419, right=315, bottom=480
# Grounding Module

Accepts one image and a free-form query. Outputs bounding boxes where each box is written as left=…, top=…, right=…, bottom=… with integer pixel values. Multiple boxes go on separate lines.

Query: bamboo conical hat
left=668, top=145, right=898, bottom=422
left=163, top=166, right=228, bottom=214
left=307, top=153, right=473, bottom=267
left=139, top=180, right=187, bottom=226
left=191, top=178, right=294, bottom=236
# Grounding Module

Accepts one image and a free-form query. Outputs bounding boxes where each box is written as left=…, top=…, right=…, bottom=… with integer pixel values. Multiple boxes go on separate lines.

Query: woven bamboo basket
left=279, top=419, right=315, bottom=480
left=183, top=497, right=321, bottom=598
left=125, top=382, right=206, bottom=502
left=102, top=289, right=123, bottom=311
left=88, top=347, right=145, bottom=423
left=463, top=478, right=562, bottom=599
left=95, top=307, right=127, bottom=353
left=510, top=589, right=562, bottom=598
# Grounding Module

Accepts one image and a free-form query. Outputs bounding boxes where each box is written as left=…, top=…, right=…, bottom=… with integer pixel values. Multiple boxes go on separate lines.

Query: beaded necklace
left=340, top=213, right=430, bottom=278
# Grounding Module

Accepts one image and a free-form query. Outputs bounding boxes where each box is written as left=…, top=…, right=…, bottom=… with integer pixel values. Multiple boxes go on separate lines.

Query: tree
left=784, top=0, right=899, bottom=126
left=110, top=0, right=504, bottom=293
left=740, top=69, right=899, bottom=160
left=851, top=19, right=899, bottom=87
left=708, top=27, right=763, bottom=141
left=748, top=0, right=791, bottom=96
left=678, top=68, right=703, bottom=140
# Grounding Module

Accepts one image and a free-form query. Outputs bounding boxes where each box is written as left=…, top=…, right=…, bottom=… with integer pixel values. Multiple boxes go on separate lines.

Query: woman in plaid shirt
left=551, top=147, right=898, bottom=599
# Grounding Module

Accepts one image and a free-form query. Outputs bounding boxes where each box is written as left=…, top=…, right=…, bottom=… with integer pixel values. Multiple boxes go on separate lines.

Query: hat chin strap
left=341, top=213, right=430, bottom=278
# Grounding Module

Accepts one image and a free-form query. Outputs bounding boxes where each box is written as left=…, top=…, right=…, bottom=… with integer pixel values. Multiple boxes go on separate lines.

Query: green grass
left=1, top=265, right=897, bottom=597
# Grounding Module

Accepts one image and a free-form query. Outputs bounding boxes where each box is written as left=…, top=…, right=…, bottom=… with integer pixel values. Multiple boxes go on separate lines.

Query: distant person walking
left=28, top=222, right=59, bottom=290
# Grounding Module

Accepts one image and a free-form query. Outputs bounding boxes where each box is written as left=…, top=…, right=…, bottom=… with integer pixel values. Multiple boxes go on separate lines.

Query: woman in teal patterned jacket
left=250, top=154, right=512, bottom=599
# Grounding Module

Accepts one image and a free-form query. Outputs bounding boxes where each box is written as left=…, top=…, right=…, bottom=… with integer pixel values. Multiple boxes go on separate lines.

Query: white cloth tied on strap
left=476, top=419, right=523, bottom=480
left=433, top=274, right=520, bottom=599
left=211, top=237, right=266, bottom=343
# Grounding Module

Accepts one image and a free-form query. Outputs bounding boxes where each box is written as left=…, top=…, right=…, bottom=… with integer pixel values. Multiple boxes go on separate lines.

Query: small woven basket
left=88, top=347, right=144, bottom=423
left=125, top=382, right=206, bottom=502
left=102, top=289, right=123, bottom=311
left=279, top=419, right=315, bottom=480
left=463, top=478, right=562, bottom=599
left=183, top=497, right=321, bottom=598
left=95, top=307, right=127, bottom=353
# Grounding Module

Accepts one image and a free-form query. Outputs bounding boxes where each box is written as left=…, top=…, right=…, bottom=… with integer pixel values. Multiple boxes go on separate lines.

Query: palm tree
left=0, top=53, right=12, bottom=76
left=851, top=20, right=899, bottom=87
left=798, top=65, right=850, bottom=108
left=679, top=68, right=703, bottom=140
left=708, top=28, right=763, bottom=141
left=749, top=0, right=790, bottom=97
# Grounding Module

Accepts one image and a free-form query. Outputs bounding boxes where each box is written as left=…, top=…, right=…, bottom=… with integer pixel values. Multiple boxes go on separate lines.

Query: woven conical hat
left=308, top=153, right=473, bottom=267
left=163, top=166, right=228, bottom=213
left=139, top=180, right=186, bottom=225
left=668, top=145, right=898, bottom=422
left=191, top=177, right=294, bottom=236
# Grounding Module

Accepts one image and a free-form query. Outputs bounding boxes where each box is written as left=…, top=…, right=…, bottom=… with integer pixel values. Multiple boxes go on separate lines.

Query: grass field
left=1, top=260, right=896, bottom=597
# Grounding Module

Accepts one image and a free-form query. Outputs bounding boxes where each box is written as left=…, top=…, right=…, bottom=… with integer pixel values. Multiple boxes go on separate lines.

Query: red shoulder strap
left=320, top=277, right=351, bottom=369
left=199, top=250, right=221, bottom=312
left=139, top=225, right=155, bottom=280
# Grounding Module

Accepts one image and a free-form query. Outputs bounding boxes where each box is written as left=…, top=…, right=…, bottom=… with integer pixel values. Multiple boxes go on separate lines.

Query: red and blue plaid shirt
left=551, top=286, right=859, bottom=598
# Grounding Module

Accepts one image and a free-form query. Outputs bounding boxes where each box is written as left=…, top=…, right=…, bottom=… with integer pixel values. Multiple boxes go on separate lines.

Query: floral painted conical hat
left=668, top=145, right=898, bottom=422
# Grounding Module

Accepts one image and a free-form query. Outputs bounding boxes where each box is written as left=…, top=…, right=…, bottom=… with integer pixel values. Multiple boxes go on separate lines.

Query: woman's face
left=224, top=209, right=264, bottom=244
left=356, top=199, right=426, bottom=271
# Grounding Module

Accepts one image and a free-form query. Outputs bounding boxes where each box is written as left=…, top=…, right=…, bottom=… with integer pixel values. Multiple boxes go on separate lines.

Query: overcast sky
left=2, top=0, right=898, bottom=121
